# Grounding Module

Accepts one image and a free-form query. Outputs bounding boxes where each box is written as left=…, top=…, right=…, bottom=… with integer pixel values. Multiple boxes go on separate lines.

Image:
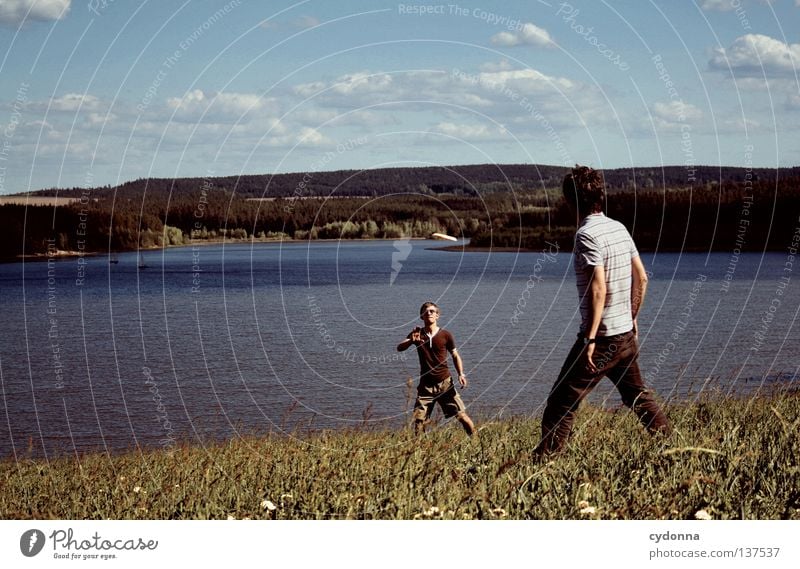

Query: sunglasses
left=423, top=309, right=439, bottom=314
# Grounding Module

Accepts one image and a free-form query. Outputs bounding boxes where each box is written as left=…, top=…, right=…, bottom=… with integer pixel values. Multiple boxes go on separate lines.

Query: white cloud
left=490, top=23, right=554, bottom=48
left=701, top=0, right=774, bottom=10
left=710, top=34, right=800, bottom=76
left=479, top=60, right=513, bottom=72
left=652, top=101, right=703, bottom=122
left=167, top=89, right=276, bottom=122
left=434, top=122, right=506, bottom=140
left=85, top=112, right=115, bottom=127
left=0, top=0, right=70, bottom=24
left=469, top=68, right=576, bottom=93
left=46, top=93, right=102, bottom=112
left=700, top=0, right=735, bottom=11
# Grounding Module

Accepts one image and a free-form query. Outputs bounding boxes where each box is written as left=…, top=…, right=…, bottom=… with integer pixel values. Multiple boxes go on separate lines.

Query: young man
left=534, top=165, right=671, bottom=457
left=397, top=302, right=476, bottom=436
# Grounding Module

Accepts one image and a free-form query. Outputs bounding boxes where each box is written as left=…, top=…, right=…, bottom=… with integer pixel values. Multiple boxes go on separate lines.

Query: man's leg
left=535, top=339, right=603, bottom=456
left=440, top=380, right=475, bottom=437
left=413, top=386, right=435, bottom=436
left=606, top=334, right=671, bottom=436
left=456, top=411, right=475, bottom=436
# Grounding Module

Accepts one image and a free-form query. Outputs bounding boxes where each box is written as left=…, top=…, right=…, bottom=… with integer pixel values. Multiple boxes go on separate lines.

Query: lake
left=0, top=239, right=797, bottom=459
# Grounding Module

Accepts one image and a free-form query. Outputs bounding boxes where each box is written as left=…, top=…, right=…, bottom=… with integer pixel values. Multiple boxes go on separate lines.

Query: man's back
left=574, top=213, right=638, bottom=336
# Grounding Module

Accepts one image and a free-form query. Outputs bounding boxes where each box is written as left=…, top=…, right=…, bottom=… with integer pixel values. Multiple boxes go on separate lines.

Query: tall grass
left=1, top=389, right=798, bottom=520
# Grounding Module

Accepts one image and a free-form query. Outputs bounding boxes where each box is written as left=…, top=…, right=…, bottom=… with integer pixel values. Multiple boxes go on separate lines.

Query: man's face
left=420, top=306, right=440, bottom=326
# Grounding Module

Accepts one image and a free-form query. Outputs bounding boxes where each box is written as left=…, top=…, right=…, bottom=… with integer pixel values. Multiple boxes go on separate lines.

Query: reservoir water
left=1, top=239, right=797, bottom=458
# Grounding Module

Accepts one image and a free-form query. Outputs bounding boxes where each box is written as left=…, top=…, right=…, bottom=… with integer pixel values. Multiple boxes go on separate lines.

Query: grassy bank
left=1, top=390, right=798, bottom=520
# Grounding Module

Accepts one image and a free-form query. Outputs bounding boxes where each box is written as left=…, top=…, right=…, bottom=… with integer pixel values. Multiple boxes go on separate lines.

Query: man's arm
left=451, top=348, right=468, bottom=388
left=630, top=255, right=648, bottom=336
left=397, top=327, right=422, bottom=351
left=585, top=264, right=607, bottom=372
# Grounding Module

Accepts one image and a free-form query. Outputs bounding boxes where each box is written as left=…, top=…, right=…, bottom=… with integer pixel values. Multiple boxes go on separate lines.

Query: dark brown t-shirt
left=408, top=328, right=455, bottom=385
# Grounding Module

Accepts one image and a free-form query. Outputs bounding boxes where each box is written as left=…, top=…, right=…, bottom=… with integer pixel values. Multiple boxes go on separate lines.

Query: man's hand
left=585, top=343, right=598, bottom=374
left=457, top=374, right=468, bottom=388
left=410, top=327, right=422, bottom=345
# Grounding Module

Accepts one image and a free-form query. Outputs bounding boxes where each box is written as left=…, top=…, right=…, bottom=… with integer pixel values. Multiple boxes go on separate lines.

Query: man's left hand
left=585, top=344, right=598, bottom=374
left=458, top=374, right=468, bottom=388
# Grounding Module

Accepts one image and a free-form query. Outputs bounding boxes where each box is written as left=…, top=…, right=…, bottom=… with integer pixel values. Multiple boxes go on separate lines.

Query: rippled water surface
left=1, top=240, right=797, bottom=458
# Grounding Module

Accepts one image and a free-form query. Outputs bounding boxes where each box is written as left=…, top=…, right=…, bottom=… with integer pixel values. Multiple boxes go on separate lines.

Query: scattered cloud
left=709, top=34, right=800, bottom=76
left=700, top=0, right=736, bottom=11
left=167, top=89, right=277, bottom=122
left=434, top=122, right=506, bottom=140
left=653, top=100, right=704, bottom=123
left=490, top=23, right=554, bottom=48
left=700, top=0, right=775, bottom=9
left=47, top=93, right=102, bottom=112
left=0, top=0, right=70, bottom=24
left=479, top=60, right=513, bottom=72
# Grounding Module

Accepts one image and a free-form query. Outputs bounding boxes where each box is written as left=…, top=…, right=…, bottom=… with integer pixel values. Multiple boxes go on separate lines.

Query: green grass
left=2, top=389, right=798, bottom=520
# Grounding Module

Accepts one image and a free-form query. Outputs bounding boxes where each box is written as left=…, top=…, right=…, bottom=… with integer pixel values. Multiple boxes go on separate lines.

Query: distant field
left=0, top=196, right=80, bottom=206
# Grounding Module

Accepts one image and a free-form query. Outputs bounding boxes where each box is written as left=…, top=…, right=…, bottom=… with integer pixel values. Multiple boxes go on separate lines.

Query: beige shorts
left=413, top=377, right=466, bottom=421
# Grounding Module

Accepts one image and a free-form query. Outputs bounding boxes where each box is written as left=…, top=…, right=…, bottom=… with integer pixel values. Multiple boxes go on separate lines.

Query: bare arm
left=587, top=264, right=607, bottom=341
left=630, top=255, right=648, bottom=335
left=585, top=265, right=607, bottom=372
left=451, top=348, right=468, bottom=388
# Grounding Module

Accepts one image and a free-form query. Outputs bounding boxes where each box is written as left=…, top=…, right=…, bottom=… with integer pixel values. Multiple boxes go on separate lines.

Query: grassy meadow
left=1, top=388, right=798, bottom=520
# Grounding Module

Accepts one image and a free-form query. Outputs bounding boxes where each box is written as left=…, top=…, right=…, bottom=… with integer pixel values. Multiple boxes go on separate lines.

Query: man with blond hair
left=398, top=302, right=475, bottom=436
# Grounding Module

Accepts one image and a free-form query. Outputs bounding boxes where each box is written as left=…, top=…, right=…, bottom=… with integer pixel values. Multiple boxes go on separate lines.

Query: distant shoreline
left=4, top=237, right=788, bottom=263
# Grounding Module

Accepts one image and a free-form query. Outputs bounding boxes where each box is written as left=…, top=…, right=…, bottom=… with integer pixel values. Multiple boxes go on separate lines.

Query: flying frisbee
left=431, top=232, right=458, bottom=241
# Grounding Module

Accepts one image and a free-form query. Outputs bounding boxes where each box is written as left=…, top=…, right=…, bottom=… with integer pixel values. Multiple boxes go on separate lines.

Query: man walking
left=534, top=165, right=671, bottom=457
left=398, top=302, right=476, bottom=436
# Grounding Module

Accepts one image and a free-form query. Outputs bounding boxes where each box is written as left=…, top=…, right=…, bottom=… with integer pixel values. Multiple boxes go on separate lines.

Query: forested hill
left=26, top=164, right=797, bottom=200
left=3, top=163, right=800, bottom=260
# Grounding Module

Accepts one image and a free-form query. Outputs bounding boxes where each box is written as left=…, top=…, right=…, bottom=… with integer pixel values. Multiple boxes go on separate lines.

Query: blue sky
left=0, top=0, right=798, bottom=193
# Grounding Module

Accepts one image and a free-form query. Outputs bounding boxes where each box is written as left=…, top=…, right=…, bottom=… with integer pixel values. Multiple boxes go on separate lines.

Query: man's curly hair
left=562, top=165, right=605, bottom=214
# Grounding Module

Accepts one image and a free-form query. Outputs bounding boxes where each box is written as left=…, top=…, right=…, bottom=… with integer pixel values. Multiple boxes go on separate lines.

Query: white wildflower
left=133, top=486, right=141, bottom=494
left=694, top=509, right=712, bottom=520
left=261, top=499, right=277, bottom=511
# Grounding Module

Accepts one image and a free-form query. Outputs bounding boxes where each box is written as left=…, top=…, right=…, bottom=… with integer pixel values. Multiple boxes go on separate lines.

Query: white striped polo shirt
left=573, top=213, right=639, bottom=337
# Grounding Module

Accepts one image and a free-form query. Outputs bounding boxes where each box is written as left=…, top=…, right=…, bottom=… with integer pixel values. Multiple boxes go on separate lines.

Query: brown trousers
left=535, top=331, right=671, bottom=456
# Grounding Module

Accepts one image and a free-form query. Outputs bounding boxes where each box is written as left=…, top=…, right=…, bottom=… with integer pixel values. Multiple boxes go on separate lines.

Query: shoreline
left=4, top=237, right=790, bottom=263
left=3, top=381, right=795, bottom=464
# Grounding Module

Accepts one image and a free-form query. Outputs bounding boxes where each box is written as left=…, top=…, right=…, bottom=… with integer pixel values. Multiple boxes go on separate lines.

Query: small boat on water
left=109, top=253, right=119, bottom=264
left=138, top=253, right=148, bottom=269
left=431, top=232, right=458, bottom=242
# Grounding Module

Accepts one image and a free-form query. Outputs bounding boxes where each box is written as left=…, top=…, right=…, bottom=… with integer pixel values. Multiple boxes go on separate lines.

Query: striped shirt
left=574, top=213, right=639, bottom=336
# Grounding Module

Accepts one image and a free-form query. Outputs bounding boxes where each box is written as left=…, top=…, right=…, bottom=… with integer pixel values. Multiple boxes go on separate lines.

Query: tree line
left=2, top=165, right=799, bottom=260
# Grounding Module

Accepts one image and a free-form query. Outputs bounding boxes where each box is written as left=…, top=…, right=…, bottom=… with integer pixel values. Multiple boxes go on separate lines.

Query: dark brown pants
left=535, top=331, right=671, bottom=456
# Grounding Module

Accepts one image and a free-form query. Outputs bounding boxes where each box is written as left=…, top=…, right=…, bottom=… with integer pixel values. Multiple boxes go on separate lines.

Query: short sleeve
left=445, top=331, right=456, bottom=352
left=575, top=231, right=603, bottom=270
left=629, top=234, right=640, bottom=258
